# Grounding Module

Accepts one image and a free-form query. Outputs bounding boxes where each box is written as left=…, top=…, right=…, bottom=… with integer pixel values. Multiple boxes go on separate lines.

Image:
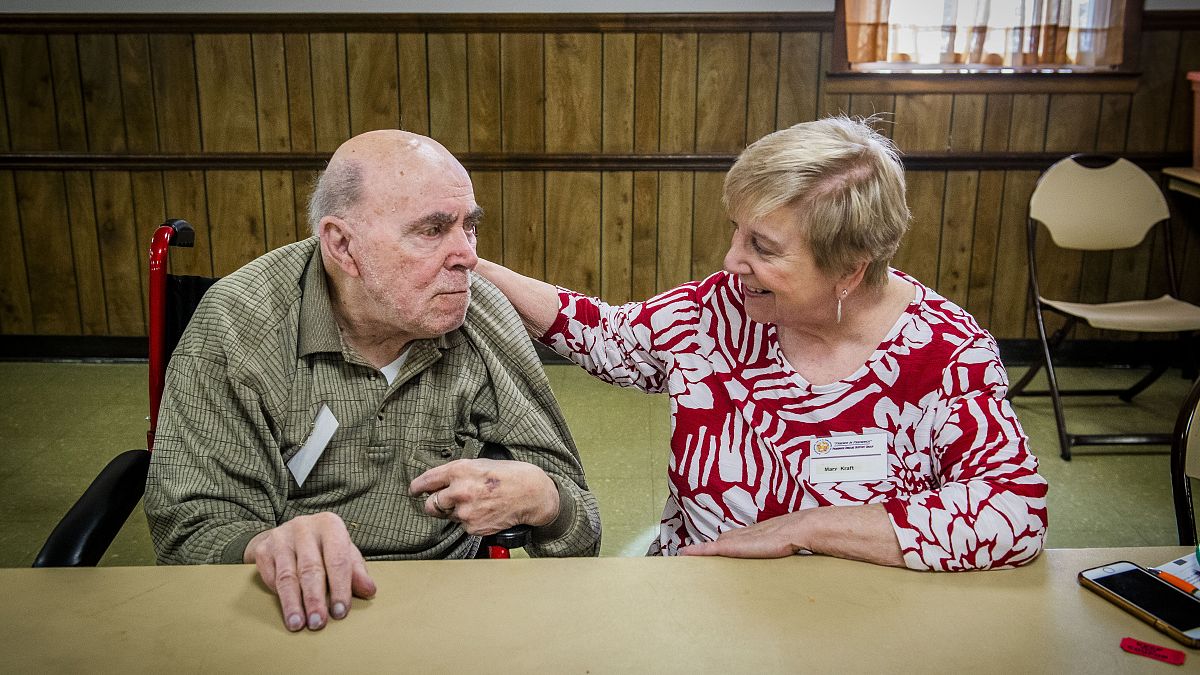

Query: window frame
left=828, top=0, right=1144, bottom=94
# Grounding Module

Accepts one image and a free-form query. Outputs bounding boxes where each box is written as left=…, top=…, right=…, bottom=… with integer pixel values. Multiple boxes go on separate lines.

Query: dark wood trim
left=825, top=70, right=1140, bottom=95
left=1143, top=10, right=1200, bottom=30
left=0, top=12, right=833, bottom=34
left=0, top=151, right=1188, bottom=173
left=0, top=9, right=1193, bottom=34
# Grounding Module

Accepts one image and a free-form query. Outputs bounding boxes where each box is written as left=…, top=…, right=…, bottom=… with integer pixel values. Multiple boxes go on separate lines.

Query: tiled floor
left=0, top=360, right=1193, bottom=567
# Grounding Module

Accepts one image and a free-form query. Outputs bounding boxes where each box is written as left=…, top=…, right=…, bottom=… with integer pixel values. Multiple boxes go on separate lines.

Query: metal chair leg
left=1035, top=308, right=1075, bottom=460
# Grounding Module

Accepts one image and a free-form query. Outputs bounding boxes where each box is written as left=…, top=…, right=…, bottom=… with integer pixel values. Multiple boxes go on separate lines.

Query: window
left=831, top=0, right=1143, bottom=93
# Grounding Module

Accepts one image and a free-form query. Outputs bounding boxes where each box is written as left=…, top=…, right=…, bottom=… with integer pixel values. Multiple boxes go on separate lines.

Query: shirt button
left=440, top=448, right=454, bottom=459
left=377, top=413, right=384, bottom=421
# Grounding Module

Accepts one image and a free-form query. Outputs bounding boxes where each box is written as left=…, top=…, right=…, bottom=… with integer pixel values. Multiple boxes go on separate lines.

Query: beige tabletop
left=1165, top=166, right=1200, bottom=200
left=0, top=547, right=1194, bottom=673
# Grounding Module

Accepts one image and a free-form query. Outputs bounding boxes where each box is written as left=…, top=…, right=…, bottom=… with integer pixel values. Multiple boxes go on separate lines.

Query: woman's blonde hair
left=722, top=116, right=911, bottom=287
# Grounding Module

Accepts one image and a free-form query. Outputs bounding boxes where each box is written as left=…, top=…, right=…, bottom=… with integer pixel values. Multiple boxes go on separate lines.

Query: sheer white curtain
left=845, top=0, right=1128, bottom=70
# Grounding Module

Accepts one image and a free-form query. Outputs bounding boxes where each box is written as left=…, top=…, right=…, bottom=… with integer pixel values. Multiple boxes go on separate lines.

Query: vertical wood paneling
left=818, top=33, right=849, bottom=118
left=63, top=172, right=107, bottom=334
left=936, top=171, right=978, bottom=308
left=501, top=34, right=543, bottom=152
left=1044, top=94, right=1101, bottom=153
left=0, top=171, right=32, bottom=333
left=602, top=34, right=635, bottom=153
left=546, top=34, right=602, bottom=153
left=292, top=171, right=317, bottom=241
left=1166, top=31, right=1200, bottom=152
left=893, top=95, right=952, bottom=151
left=1126, top=31, right=1179, bottom=152
left=631, top=171, right=659, bottom=300
left=347, top=33, right=400, bottom=136
left=601, top=171, right=633, bottom=303
left=284, top=35, right=316, bottom=151
left=92, top=172, right=143, bottom=335
left=894, top=171, right=943, bottom=285
left=205, top=171, right=267, bottom=277
left=471, top=171, right=502, bottom=262
left=660, top=33, right=697, bottom=153
left=695, top=33, right=748, bottom=152
left=501, top=171, right=544, bottom=278
left=309, top=33, right=349, bottom=152
left=77, top=35, right=127, bottom=152
left=117, top=35, right=159, bottom=153
left=990, top=171, right=1039, bottom=338
left=778, top=32, right=821, bottom=127
left=253, top=34, right=291, bottom=151
left=657, top=171, right=693, bottom=290
left=427, top=33, right=469, bottom=153
left=262, top=170, right=298, bottom=252
left=467, top=34, right=501, bottom=152
left=150, top=34, right=202, bottom=153
left=1008, top=95, right=1048, bottom=151
left=546, top=172, right=601, bottom=295
left=966, top=171, right=1005, bottom=329
left=981, top=94, right=1013, bottom=152
left=47, top=35, right=87, bottom=151
left=0, top=35, right=57, bottom=151
left=162, top=171, right=215, bottom=278
left=397, top=34, right=430, bottom=135
left=1095, top=95, right=1132, bottom=153
left=746, top=32, right=780, bottom=142
left=949, top=95, right=986, bottom=152
left=691, top=172, right=728, bottom=279
left=131, top=171, right=167, bottom=322
left=633, top=34, right=661, bottom=153
left=16, top=173, right=79, bottom=333
left=195, top=34, right=258, bottom=152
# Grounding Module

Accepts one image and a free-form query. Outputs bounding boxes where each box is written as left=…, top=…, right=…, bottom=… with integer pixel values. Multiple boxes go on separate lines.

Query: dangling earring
left=836, top=289, right=848, bottom=324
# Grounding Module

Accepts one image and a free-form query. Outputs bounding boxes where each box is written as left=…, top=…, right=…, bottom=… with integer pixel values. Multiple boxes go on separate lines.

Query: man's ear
left=318, top=216, right=362, bottom=278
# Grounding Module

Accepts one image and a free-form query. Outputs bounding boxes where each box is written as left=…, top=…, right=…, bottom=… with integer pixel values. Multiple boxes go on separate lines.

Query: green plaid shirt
left=145, top=238, right=600, bottom=564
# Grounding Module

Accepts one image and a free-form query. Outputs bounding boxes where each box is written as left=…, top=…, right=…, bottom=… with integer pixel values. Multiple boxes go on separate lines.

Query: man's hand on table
left=243, top=512, right=377, bottom=632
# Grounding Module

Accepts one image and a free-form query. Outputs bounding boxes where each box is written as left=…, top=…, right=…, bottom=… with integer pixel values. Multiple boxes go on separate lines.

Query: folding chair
left=35, top=219, right=527, bottom=566
left=1171, top=377, right=1200, bottom=546
left=1007, top=155, right=1200, bottom=461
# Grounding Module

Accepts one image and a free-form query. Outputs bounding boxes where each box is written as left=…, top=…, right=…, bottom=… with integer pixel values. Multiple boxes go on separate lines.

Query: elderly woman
left=477, top=116, right=1047, bottom=571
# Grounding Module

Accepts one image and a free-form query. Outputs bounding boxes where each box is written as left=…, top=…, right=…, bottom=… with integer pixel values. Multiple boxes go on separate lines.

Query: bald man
left=145, top=130, right=600, bottom=632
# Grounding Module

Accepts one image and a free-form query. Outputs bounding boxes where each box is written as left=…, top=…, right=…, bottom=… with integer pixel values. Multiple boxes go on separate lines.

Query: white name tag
left=809, top=433, right=889, bottom=484
left=287, top=404, right=339, bottom=487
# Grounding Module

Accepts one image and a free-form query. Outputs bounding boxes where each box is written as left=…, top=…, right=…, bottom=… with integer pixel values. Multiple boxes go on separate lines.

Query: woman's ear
left=319, top=216, right=362, bottom=278
left=840, top=260, right=869, bottom=295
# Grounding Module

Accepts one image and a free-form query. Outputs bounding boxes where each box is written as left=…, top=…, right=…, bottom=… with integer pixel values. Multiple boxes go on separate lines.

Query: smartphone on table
left=1078, top=561, right=1200, bottom=649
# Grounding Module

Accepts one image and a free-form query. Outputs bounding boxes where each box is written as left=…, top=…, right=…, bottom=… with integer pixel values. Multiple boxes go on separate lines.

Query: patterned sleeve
left=540, top=284, right=701, bottom=394
left=883, top=336, right=1048, bottom=571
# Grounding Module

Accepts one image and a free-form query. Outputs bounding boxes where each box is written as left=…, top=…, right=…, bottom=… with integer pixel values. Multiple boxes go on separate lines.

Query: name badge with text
left=809, top=433, right=889, bottom=484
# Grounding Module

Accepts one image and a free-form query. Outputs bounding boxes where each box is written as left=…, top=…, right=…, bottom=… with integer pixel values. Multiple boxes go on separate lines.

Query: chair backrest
left=1171, top=377, right=1200, bottom=546
left=1029, top=155, right=1170, bottom=250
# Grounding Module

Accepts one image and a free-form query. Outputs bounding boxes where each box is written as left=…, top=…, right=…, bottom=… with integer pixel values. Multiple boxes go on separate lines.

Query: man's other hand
left=243, top=512, right=377, bottom=632
left=409, top=458, right=559, bottom=534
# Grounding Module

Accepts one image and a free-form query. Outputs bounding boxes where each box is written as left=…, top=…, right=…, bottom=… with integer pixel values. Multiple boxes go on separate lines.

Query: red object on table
left=1120, top=637, right=1186, bottom=666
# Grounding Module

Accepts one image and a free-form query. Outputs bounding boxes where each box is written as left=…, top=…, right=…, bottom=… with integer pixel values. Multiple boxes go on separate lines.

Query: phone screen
left=1092, top=569, right=1200, bottom=632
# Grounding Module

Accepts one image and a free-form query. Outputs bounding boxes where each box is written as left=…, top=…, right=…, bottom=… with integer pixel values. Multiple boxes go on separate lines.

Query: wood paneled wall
left=0, top=15, right=1198, bottom=343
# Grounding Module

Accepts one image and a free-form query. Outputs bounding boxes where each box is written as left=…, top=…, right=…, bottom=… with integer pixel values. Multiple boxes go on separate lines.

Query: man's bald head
left=307, top=130, right=465, bottom=236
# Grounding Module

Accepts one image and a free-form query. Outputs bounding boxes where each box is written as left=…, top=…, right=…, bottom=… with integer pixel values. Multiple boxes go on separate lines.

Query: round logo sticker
left=814, top=439, right=832, bottom=455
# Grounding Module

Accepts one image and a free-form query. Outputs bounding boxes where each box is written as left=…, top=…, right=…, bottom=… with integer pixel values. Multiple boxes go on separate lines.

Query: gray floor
left=0, top=361, right=1193, bottom=567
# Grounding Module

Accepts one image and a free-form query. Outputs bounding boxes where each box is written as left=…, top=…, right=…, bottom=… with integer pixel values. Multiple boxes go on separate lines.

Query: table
left=0, top=547, right=1194, bottom=673
left=1165, top=166, right=1200, bottom=201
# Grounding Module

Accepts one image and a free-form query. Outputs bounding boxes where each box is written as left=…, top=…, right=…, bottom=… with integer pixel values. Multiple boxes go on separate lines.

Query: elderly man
left=145, top=130, right=600, bottom=632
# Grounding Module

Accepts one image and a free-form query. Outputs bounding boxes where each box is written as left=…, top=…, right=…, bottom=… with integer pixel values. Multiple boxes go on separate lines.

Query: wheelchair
left=33, top=219, right=528, bottom=566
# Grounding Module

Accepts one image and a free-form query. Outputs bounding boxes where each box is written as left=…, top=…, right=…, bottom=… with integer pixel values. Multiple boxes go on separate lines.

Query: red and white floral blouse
left=541, top=269, right=1048, bottom=570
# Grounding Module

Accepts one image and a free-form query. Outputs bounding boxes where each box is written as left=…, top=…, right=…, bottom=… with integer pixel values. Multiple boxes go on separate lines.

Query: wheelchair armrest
left=479, top=442, right=532, bottom=551
left=32, top=449, right=151, bottom=568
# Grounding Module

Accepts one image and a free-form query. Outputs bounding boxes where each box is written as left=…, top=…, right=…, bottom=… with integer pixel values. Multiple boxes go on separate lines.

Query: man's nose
left=447, top=225, right=479, bottom=270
